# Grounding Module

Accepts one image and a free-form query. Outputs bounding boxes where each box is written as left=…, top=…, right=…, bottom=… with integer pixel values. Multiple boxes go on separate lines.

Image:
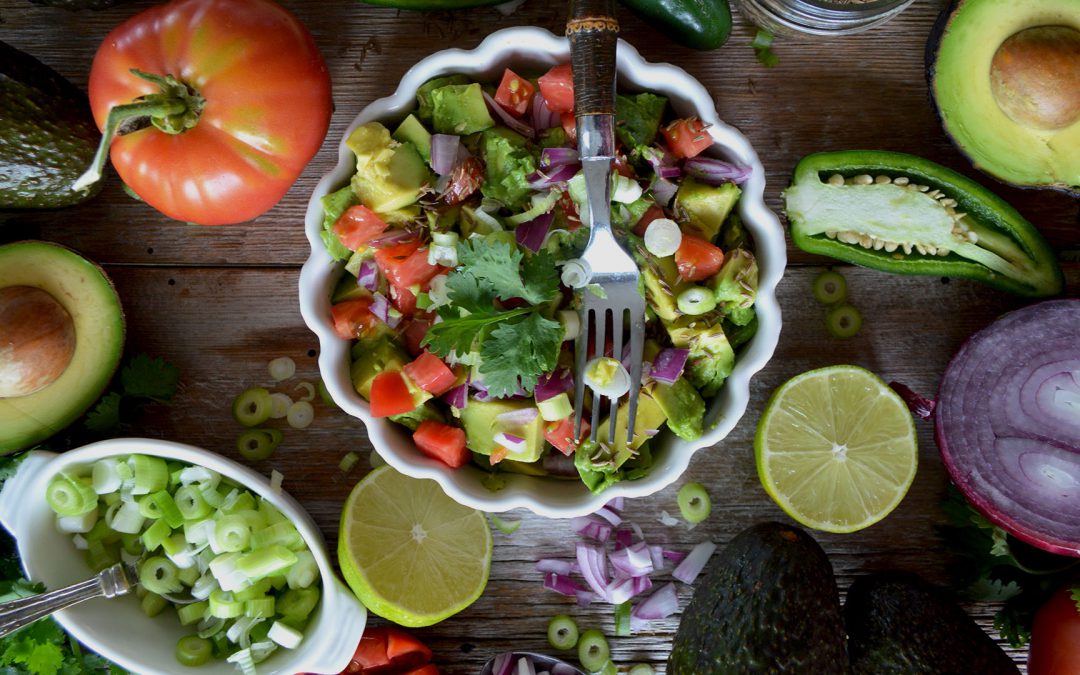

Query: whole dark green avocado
left=845, top=571, right=1019, bottom=675
left=668, top=521, right=850, bottom=674
left=1, top=41, right=102, bottom=210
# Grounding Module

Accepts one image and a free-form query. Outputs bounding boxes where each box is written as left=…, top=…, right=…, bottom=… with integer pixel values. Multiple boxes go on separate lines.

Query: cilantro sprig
left=422, top=238, right=563, bottom=398
left=85, top=354, right=180, bottom=434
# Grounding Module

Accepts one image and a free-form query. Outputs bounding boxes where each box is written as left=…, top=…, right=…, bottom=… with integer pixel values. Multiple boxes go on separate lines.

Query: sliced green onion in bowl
left=644, top=218, right=682, bottom=257
left=45, top=473, right=98, bottom=517
left=176, top=635, right=213, bottom=667
left=677, top=287, right=717, bottom=315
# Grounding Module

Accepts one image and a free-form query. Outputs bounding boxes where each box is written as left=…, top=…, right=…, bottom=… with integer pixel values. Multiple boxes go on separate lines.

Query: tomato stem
left=73, top=69, right=205, bottom=193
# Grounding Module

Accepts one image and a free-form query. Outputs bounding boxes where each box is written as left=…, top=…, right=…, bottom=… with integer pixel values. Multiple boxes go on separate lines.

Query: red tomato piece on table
left=369, top=371, right=417, bottom=418
left=661, top=117, right=714, bottom=159
left=1028, top=586, right=1080, bottom=675
left=675, top=234, right=725, bottom=281
left=85, top=0, right=332, bottom=225
left=633, top=204, right=667, bottom=237
left=545, top=417, right=589, bottom=456
left=376, top=241, right=441, bottom=290
left=539, top=64, right=575, bottom=113
left=333, top=205, right=389, bottom=251
left=413, top=420, right=470, bottom=468
left=493, top=68, right=535, bottom=118
left=331, top=298, right=378, bottom=340
left=403, top=351, right=456, bottom=396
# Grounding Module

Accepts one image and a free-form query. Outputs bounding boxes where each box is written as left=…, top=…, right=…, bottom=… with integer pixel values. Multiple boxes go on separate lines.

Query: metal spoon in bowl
left=0, top=562, right=196, bottom=639
left=480, top=651, right=586, bottom=675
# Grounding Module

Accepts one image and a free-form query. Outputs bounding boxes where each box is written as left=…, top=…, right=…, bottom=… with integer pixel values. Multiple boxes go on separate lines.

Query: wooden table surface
left=2, top=0, right=1078, bottom=672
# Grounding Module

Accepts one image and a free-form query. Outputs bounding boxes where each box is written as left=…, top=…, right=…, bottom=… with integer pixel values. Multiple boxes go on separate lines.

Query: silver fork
left=567, top=0, right=646, bottom=447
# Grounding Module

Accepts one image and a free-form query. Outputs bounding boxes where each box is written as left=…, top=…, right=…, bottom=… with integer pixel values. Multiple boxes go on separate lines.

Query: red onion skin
left=889, top=381, right=936, bottom=420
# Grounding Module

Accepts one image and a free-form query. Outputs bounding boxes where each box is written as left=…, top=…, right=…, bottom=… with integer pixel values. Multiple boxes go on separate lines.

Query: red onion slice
left=571, top=515, right=613, bottom=542
left=430, top=134, right=461, bottom=176
left=651, top=177, right=678, bottom=207
left=495, top=407, right=538, bottom=426
left=576, top=542, right=609, bottom=599
left=536, top=558, right=577, bottom=576
left=671, top=541, right=716, bottom=584
left=483, top=90, right=535, bottom=138
left=530, top=94, right=559, bottom=131
left=516, top=212, right=554, bottom=253
left=527, top=163, right=578, bottom=190
left=684, top=157, right=752, bottom=185
left=367, top=229, right=415, bottom=248
left=535, top=369, right=574, bottom=402
left=631, top=581, right=678, bottom=621
left=441, top=383, right=468, bottom=410
left=936, top=299, right=1080, bottom=556
left=650, top=348, right=690, bottom=384
left=370, top=292, right=400, bottom=329
left=593, top=506, right=622, bottom=527
left=541, top=146, right=580, bottom=168
left=543, top=572, right=585, bottom=596
left=356, top=260, right=379, bottom=291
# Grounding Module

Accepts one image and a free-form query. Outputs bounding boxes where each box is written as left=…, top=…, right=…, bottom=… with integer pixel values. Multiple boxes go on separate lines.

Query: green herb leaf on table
left=752, top=29, right=779, bottom=68
left=120, top=354, right=180, bottom=401
left=84, top=392, right=122, bottom=434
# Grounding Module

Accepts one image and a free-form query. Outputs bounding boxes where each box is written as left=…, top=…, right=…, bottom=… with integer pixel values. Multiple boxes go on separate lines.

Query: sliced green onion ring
left=237, top=428, right=283, bottom=461
left=677, top=287, right=717, bottom=315
left=268, top=356, right=296, bottom=382
left=813, top=270, right=847, bottom=305
left=176, top=635, right=213, bottom=667
left=269, top=392, right=292, bottom=419
left=578, top=628, right=610, bottom=673
left=825, top=303, right=863, bottom=338
left=677, top=482, right=712, bottom=524
left=233, top=387, right=273, bottom=427
left=547, top=614, right=579, bottom=651
left=286, top=401, right=314, bottom=429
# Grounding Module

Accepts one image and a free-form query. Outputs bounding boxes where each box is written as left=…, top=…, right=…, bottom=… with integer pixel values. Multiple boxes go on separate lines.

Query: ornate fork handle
left=0, top=563, right=135, bottom=639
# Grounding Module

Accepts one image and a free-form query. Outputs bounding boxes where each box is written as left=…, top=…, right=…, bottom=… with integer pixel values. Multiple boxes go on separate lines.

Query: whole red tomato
left=1028, top=586, right=1080, bottom=675
left=85, top=0, right=332, bottom=225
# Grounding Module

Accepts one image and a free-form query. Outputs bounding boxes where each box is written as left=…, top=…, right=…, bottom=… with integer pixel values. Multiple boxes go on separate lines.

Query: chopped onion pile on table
left=536, top=499, right=714, bottom=631
left=47, top=454, right=321, bottom=674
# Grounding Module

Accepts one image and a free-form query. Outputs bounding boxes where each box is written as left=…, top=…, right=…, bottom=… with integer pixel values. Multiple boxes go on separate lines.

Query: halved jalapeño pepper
left=784, top=151, right=1063, bottom=298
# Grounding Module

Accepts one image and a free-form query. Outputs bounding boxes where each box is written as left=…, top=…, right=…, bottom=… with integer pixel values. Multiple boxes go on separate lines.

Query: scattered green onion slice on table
left=339, top=451, right=360, bottom=473
left=628, top=664, right=656, bottom=675
left=176, top=635, right=213, bottom=667
left=287, top=400, right=315, bottom=429
left=677, top=482, right=712, bottom=524
left=614, top=601, right=632, bottom=637
left=268, top=356, right=296, bottom=382
left=547, top=614, right=579, bottom=651
left=269, top=392, right=292, bottom=419
left=577, top=628, right=610, bottom=673
left=489, top=515, right=522, bottom=535
left=825, top=304, right=863, bottom=338
left=813, top=270, right=847, bottom=305
left=236, top=428, right=283, bottom=461
left=233, top=387, right=272, bottom=427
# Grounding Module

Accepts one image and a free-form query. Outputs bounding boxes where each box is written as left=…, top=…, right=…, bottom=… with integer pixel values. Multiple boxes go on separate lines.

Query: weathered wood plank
left=96, top=263, right=1077, bottom=672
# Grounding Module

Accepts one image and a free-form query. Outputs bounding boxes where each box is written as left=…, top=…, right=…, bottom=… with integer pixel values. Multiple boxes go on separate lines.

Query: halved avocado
left=928, top=0, right=1080, bottom=194
left=0, top=241, right=124, bottom=453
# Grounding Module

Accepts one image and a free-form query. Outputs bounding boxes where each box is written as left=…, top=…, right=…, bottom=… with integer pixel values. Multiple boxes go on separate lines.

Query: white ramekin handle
left=301, top=577, right=368, bottom=674
left=0, top=451, right=57, bottom=538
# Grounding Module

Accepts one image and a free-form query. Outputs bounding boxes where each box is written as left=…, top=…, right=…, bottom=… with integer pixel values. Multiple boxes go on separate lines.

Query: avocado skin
left=668, top=522, right=850, bottom=674
left=845, top=571, right=1019, bottom=675
left=1, top=41, right=102, bottom=210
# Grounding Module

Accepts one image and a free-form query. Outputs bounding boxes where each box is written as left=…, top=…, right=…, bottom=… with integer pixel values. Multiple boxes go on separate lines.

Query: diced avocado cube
left=392, top=114, right=432, bottom=163
left=346, top=122, right=431, bottom=215
left=642, top=254, right=689, bottom=323
left=389, top=402, right=445, bottom=431
left=416, top=74, right=470, bottom=123
left=676, top=178, right=741, bottom=242
left=432, top=83, right=495, bottom=136
left=458, top=398, right=545, bottom=463
left=479, top=127, right=537, bottom=210
left=539, top=126, right=568, bottom=149
left=331, top=270, right=372, bottom=303
left=666, top=317, right=735, bottom=397
left=350, top=337, right=409, bottom=399
left=650, top=377, right=706, bottom=440
left=710, top=248, right=758, bottom=326
left=596, top=393, right=668, bottom=469
left=615, top=92, right=667, bottom=149
left=724, top=314, right=758, bottom=349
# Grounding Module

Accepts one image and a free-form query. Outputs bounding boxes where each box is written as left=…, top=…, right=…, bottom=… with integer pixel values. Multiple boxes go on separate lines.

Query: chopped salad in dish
left=321, top=63, right=758, bottom=493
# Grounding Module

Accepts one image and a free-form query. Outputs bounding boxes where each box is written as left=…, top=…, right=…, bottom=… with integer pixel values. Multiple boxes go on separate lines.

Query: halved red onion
left=516, top=212, right=554, bottom=253
left=356, top=260, right=379, bottom=291
left=527, top=163, right=578, bottom=190
left=576, top=542, right=610, bottom=599
left=530, top=94, right=559, bottom=131
left=535, top=369, right=574, bottom=402
left=536, top=558, right=577, bottom=576
left=684, top=157, right=752, bottom=186
left=672, top=541, right=716, bottom=584
left=370, top=292, right=400, bottom=328
left=482, top=90, right=535, bottom=138
left=651, top=348, right=690, bottom=384
left=430, top=134, right=461, bottom=176
left=541, top=147, right=580, bottom=168
left=544, top=572, right=586, bottom=596
left=441, top=383, right=468, bottom=409
left=935, top=299, right=1080, bottom=556
left=495, top=407, right=538, bottom=427
left=631, top=581, right=678, bottom=621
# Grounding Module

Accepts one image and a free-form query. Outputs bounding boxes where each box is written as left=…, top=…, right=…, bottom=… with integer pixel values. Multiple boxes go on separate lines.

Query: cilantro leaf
left=966, top=577, right=1023, bottom=602
left=480, top=312, right=562, bottom=397
left=520, top=249, right=561, bottom=304
left=423, top=307, right=528, bottom=361
left=84, top=393, right=123, bottom=434
left=456, top=239, right=559, bottom=304
left=441, top=272, right=499, bottom=318
left=120, top=354, right=180, bottom=401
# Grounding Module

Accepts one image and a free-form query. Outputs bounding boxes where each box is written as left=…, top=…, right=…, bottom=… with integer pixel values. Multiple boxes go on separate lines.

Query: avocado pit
left=990, top=26, right=1080, bottom=131
left=0, top=286, right=76, bottom=398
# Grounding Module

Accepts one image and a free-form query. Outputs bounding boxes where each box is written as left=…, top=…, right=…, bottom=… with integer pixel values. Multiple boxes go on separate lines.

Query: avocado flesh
left=649, top=378, right=705, bottom=440
left=668, top=522, right=849, bottom=674
left=1, top=41, right=102, bottom=210
left=675, top=178, right=741, bottom=242
left=350, top=336, right=408, bottom=400
left=346, top=122, right=430, bottom=215
left=595, top=393, right=667, bottom=468
left=0, top=242, right=124, bottom=454
left=459, top=398, right=545, bottom=462
left=845, top=572, right=1019, bottom=674
left=931, top=0, right=1080, bottom=192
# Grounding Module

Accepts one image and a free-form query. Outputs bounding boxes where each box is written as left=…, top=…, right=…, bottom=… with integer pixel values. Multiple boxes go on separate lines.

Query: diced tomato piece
left=347, top=628, right=390, bottom=672
left=369, top=371, right=417, bottom=418
left=384, top=628, right=432, bottom=666
left=333, top=205, right=389, bottom=251
left=403, top=351, right=456, bottom=396
left=489, top=447, right=509, bottom=465
left=633, top=204, right=667, bottom=237
left=661, top=117, right=714, bottom=159
left=390, top=282, right=417, bottom=317
left=442, top=156, right=483, bottom=206
left=675, top=234, right=725, bottom=281
left=538, top=63, right=574, bottom=113
left=345, top=627, right=433, bottom=674
left=561, top=112, right=577, bottom=144
left=402, top=315, right=434, bottom=356
left=493, top=68, right=535, bottom=118
left=545, top=417, right=589, bottom=456
left=557, top=191, right=582, bottom=231
left=331, top=297, right=379, bottom=340
left=413, top=420, right=470, bottom=468
left=375, top=241, right=441, bottom=289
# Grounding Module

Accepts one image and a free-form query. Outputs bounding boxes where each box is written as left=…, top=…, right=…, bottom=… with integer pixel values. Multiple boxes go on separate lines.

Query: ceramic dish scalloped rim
left=0, top=438, right=366, bottom=675
left=300, top=26, right=786, bottom=518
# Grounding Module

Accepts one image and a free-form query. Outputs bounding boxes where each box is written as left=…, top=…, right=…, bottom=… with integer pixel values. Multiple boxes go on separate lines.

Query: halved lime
left=755, top=365, right=917, bottom=533
left=337, top=466, right=492, bottom=627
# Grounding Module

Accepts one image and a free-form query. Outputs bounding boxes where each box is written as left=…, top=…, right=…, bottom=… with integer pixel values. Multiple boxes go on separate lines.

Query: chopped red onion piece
left=605, top=576, right=639, bottom=605
left=672, top=541, right=716, bottom=584
left=594, top=506, right=622, bottom=527
left=516, top=212, right=554, bottom=253
left=517, top=657, right=537, bottom=675
left=541, top=146, right=580, bottom=168
left=649, top=545, right=666, bottom=571
left=606, top=497, right=625, bottom=513
left=535, top=369, right=574, bottom=402
left=430, top=134, right=461, bottom=176
left=629, top=521, right=645, bottom=543
left=536, top=558, right=577, bottom=576
left=493, top=653, right=513, bottom=675
left=656, top=165, right=682, bottom=180
left=544, top=572, right=586, bottom=596
left=370, top=292, right=400, bottom=328
left=494, top=431, right=527, bottom=455
left=651, top=178, right=678, bottom=207
left=575, top=590, right=595, bottom=607
left=571, top=516, right=613, bottom=542
left=613, top=528, right=633, bottom=551
left=483, top=90, right=535, bottom=138
left=651, top=348, right=690, bottom=384
left=684, top=157, right=753, bottom=186
left=356, top=260, right=379, bottom=291
left=495, top=407, right=538, bottom=426
left=527, top=163, right=578, bottom=190
left=889, top=381, right=937, bottom=420
left=658, top=510, right=680, bottom=527
left=576, top=542, right=610, bottom=599
left=631, top=581, right=679, bottom=621
left=662, top=549, right=687, bottom=563
left=552, top=665, right=578, bottom=675
left=368, top=229, right=414, bottom=248
left=441, top=383, right=468, bottom=409
left=530, top=94, right=559, bottom=131
left=632, top=574, right=654, bottom=595
left=610, top=542, right=654, bottom=577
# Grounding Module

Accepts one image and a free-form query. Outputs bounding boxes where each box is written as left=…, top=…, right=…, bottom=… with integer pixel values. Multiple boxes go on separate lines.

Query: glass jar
left=732, top=0, right=915, bottom=36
